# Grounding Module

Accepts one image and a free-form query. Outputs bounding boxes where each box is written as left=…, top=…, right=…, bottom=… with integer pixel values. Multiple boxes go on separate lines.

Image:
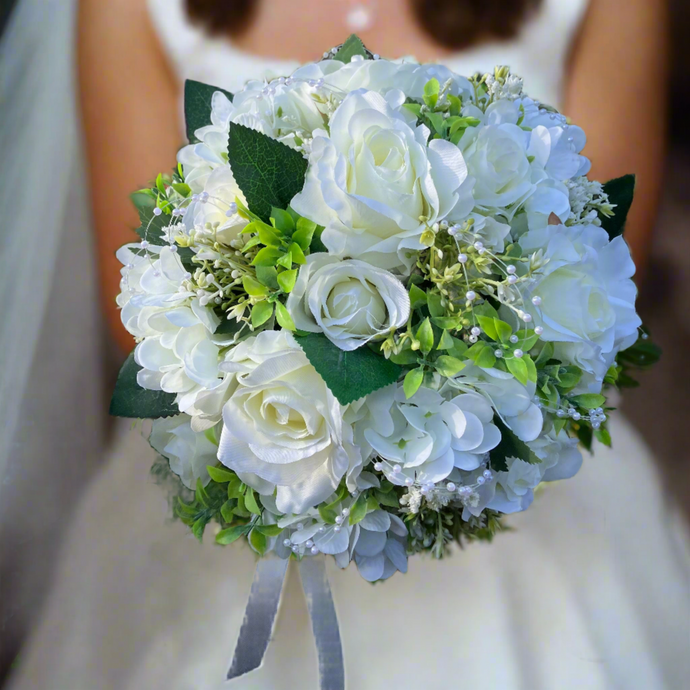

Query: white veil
left=0, top=0, right=105, bottom=667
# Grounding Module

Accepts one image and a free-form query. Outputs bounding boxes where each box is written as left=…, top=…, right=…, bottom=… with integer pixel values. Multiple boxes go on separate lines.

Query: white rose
left=149, top=415, right=218, bottom=489
left=521, top=223, right=641, bottom=389
left=291, top=89, right=469, bottom=273
left=459, top=122, right=549, bottom=213
left=178, top=91, right=234, bottom=193
left=217, top=331, right=361, bottom=514
left=448, top=364, right=543, bottom=442
left=183, top=166, right=248, bottom=246
left=353, top=384, right=500, bottom=486
left=286, top=254, right=410, bottom=351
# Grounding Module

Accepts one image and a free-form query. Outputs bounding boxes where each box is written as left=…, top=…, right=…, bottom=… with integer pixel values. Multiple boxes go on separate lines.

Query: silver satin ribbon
left=227, top=556, right=345, bottom=690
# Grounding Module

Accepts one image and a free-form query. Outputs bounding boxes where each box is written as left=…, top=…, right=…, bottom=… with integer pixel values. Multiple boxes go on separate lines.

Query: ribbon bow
left=228, top=556, right=345, bottom=689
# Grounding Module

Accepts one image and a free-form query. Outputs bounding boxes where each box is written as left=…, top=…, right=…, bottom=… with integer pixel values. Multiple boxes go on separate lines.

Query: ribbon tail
left=227, top=556, right=290, bottom=680
left=298, top=556, right=345, bottom=690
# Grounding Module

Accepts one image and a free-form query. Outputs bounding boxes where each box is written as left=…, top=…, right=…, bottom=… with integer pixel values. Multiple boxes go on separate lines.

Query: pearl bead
left=510, top=335, right=519, bottom=344
left=335, top=516, right=343, bottom=525
left=477, top=476, right=486, bottom=485
left=283, top=539, right=291, bottom=547
left=311, top=546, right=320, bottom=555
left=334, top=525, right=342, bottom=533
left=140, top=240, right=149, bottom=249
left=318, top=526, right=325, bottom=532
left=374, top=462, right=382, bottom=471
left=306, top=539, right=314, bottom=548
left=531, top=296, right=542, bottom=306
left=469, top=335, right=478, bottom=344
left=483, top=469, right=493, bottom=480
left=152, top=271, right=160, bottom=278
left=446, top=482, right=456, bottom=492
left=595, top=408, right=603, bottom=415
left=592, top=422, right=601, bottom=430
left=557, top=409, right=566, bottom=418
left=201, top=192, right=209, bottom=202
left=153, top=207, right=162, bottom=216
left=466, top=290, right=477, bottom=301
left=292, top=545, right=299, bottom=553
left=507, top=275, right=517, bottom=284
left=404, top=477, right=413, bottom=487
left=296, top=522, right=304, bottom=531
left=458, top=254, right=468, bottom=264
left=534, top=326, right=544, bottom=335
left=342, top=508, right=350, bottom=517
left=506, top=265, right=516, bottom=274
left=169, top=245, right=177, bottom=253
left=323, top=51, right=330, bottom=59
left=522, top=313, right=532, bottom=323
left=494, top=349, right=503, bottom=358
left=393, top=464, right=402, bottom=474
left=471, top=326, right=481, bottom=337
left=474, top=241, right=484, bottom=250
left=514, top=349, right=524, bottom=358
left=572, top=412, right=581, bottom=421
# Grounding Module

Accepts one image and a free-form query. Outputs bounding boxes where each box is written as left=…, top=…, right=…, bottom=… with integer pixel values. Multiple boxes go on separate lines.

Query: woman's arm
left=78, top=0, right=181, bottom=353
left=564, top=0, right=668, bottom=280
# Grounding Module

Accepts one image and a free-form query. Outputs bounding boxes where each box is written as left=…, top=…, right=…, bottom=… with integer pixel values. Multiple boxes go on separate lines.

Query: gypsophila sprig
left=111, top=35, right=658, bottom=584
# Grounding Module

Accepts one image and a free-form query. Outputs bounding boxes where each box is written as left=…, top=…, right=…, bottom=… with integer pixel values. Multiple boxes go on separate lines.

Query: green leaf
left=409, top=283, right=427, bottom=309
left=416, top=318, right=434, bottom=355
left=172, top=182, right=192, bottom=198
left=423, top=78, right=440, bottom=109
left=251, top=301, right=274, bottom=327
left=475, top=347, right=497, bottom=369
left=292, top=217, right=317, bottom=250
left=256, top=524, right=284, bottom=537
left=319, top=503, right=339, bottom=525
left=617, top=338, right=661, bottom=368
left=375, top=490, right=400, bottom=508
left=348, top=493, right=368, bottom=525
left=295, top=333, right=403, bottom=405
left=249, top=529, right=268, bottom=555
left=184, top=79, right=233, bottom=144
left=270, top=207, right=295, bottom=235
left=275, top=301, right=296, bottom=330
left=490, top=416, right=539, bottom=472
left=476, top=316, right=498, bottom=341
left=256, top=265, right=279, bottom=289
left=227, top=475, right=244, bottom=500
left=252, top=246, right=283, bottom=266
left=333, top=34, right=372, bottom=63
left=206, top=465, right=236, bottom=483
left=389, top=346, right=419, bottom=366
left=594, top=427, right=612, bottom=447
left=435, top=355, right=466, bottom=377
left=427, top=292, right=444, bottom=317
left=276, top=252, right=293, bottom=269
left=524, top=354, right=537, bottom=383
left=258, top=224, right=281, bottom=247
left=244, top=489, right=262, bottom=515
left=403, top=102, right=422, bottom=118
left=576, top=424, right=593, bottom=452
left=571, top=393, right=606, bottom=410
left=192, top=517, right=208, bottom=542
left=555, top=366, right=582, bottom=392
left=600, top=174, right=636, bottom=239
left=506, top=356, right=529, bottom=385
left=227, top=123, right=308, bottom=221
left=277, top=268, right=298, bottom=293
left=403, top=366, right=424, bottom=399
left=437, top=330, right=455, bottom=350
left=426, top=112, right=445, bottom=135
left=216, top=525, right=250, bottom=545
left=534, top=341, right=555, bottom=367
left=288, top=242, right=307, bottom=265
left=220, top=499, right=236, bottom=523
left=131, top=191, right=169, bottom=246
left=110, top=353, right=178, bottom=419
left=431, top=316, right=461, bottom=330
left=494, top=319, right=513, bottom=343
left=243, top=275, right=269, bottom=297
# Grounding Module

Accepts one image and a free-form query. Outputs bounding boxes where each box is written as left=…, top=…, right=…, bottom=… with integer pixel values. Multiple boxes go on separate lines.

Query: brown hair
left=185, top=0, right=543, bottom=51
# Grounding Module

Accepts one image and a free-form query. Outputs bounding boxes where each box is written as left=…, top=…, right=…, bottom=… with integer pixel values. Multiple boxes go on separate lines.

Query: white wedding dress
left=7, top=1, right=690, bottom=688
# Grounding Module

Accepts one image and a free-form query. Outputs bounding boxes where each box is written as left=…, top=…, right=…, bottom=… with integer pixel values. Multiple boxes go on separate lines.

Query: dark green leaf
left=220, top=499, right=236, bottom=523
left=489, top=416, right=539, bottom=473
left=131, top=191, right=169, bottom=246
left=295, top=333, right=402, bottom=405
left=184, top=79, right=233, bottom=144
left=333, top=34, right=372, bottom=63
left=375, top=490, right=400, bottom=508
left=227, top=123, right=308, bottom=221
left=600, top=174, right=635, bottom=239
left=319, top=503, right=339, bottom=524
left=192, top=517, right=208, bottom=542
left=349, top=493, right=368, bottom=525
left=215, top=317, right=244, bottom=335
left=110, top=353, right=178, bottom=418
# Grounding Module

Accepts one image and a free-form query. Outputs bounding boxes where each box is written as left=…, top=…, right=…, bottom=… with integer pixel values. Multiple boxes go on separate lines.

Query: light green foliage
left=403, top=366, right=424, bottom=399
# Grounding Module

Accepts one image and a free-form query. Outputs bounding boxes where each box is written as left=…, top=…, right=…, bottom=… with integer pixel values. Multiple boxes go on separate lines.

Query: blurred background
left=0, top=0, right=688, bottom=686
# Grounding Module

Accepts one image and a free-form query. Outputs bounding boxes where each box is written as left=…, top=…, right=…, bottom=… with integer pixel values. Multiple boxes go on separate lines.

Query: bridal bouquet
left=111, top=36, right=658, bottom=584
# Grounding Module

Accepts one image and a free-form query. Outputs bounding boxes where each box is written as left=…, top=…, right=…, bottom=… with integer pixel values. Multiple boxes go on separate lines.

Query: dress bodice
left=147, top=0, right=589, bottom=110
